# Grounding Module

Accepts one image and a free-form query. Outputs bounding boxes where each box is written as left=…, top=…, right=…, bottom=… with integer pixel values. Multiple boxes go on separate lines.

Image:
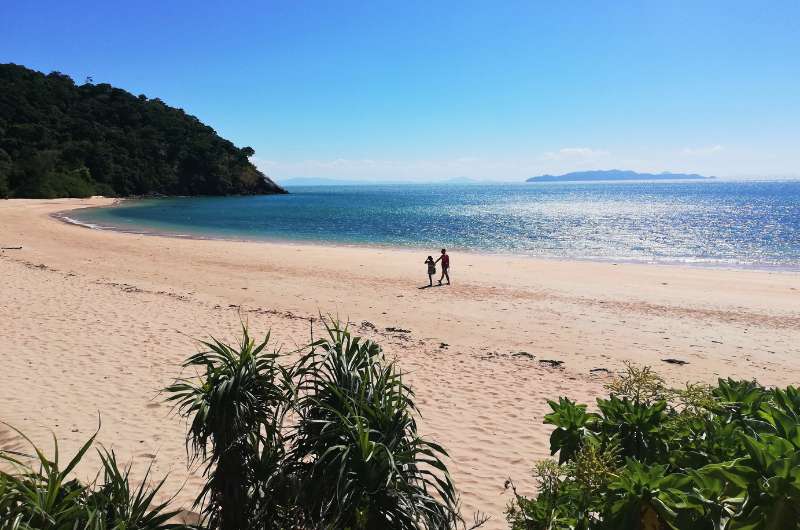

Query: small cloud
left=541, top=147, right=609, bottom=161
left=682, top=145, right=724, bottom=156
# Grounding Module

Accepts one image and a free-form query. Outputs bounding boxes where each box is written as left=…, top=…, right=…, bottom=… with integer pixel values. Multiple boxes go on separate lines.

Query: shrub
left=0, top=425, right=191, bottom=530
left=291, top=320, right=459, bottom=529
left=165, top=326, right=292, bottom=530
left=506, top=366, right=800, bottom=529
left=164, top=320, right=466, bottom=530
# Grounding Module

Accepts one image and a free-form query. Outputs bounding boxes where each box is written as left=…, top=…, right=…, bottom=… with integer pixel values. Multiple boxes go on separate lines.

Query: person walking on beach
left=435, top=248, right=450, bottom=285
left=425, top=256, right=436, bottom=287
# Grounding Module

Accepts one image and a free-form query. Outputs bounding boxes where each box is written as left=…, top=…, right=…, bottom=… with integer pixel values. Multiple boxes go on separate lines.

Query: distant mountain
left=0, top=63, right=286, bottom=198
left=279, top=176, right=490, bottom=186
left=526, top=170, right=714, bottom=183
left=440, top=176, right=482, bottom=184
left=279, top=177, right=370, bottom=186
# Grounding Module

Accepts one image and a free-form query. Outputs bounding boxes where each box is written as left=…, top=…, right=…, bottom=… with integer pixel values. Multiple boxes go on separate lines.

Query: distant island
left=279, top=177, right=370, bottom=186
left=279, top=176, right=490, bottom=187
left=526, top=169, right=715, bottom=183
left=0, top=63, right=286, bottom=198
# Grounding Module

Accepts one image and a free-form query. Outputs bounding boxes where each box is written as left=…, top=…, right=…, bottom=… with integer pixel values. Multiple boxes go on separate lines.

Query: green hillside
left=0, top=63, right=285, bottom=198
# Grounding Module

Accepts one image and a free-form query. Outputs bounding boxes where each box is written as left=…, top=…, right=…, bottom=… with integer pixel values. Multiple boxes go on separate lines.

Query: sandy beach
left=2, top=197, right=799, bottom=528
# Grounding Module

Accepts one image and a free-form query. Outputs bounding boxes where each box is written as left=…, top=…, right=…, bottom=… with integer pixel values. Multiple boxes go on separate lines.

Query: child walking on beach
left=425, top=256, right=436, bottom=287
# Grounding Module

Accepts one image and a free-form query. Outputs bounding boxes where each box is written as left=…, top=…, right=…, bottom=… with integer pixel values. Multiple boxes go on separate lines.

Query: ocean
left=67, top=180, right=800, bottom=270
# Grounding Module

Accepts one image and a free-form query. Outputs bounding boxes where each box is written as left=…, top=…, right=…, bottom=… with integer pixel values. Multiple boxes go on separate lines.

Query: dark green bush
left=164, top=320, right=465, bottom=530
left=506, top=363, right=800, bottom=530
left=0, top=427, right=192, bottom=530
left=291, top=321, right=459, bottom=529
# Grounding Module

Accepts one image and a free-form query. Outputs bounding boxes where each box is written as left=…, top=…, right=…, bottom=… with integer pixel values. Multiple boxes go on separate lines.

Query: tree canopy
left=0, top=63, right=285, bottom=198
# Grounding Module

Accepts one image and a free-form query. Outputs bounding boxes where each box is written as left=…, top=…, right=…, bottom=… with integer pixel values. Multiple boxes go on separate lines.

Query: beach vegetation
left=164, top=327, right=292, bottom=530
left=506, top=366, right=800, bottom=529
left=0, top=425, right=191, bottom=530
left=163, top=319, right=465, bottom=529
left=0, top=319, right=466, bottom=530
left=1, top=322, right=467, bottom=529
left=290, top=320, right=459, bottom=529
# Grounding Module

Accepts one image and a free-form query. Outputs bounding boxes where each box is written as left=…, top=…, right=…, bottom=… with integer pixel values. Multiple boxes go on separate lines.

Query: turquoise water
left=68, top=181, right=800, bottom=269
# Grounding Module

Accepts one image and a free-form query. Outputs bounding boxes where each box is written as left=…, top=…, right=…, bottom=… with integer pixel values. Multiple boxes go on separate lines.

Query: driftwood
left=1, top=246, right=22, bottom=250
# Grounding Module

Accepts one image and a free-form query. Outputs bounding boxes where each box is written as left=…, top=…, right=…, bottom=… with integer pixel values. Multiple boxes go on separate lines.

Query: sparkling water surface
left=70, top=181, right=800, bottom=269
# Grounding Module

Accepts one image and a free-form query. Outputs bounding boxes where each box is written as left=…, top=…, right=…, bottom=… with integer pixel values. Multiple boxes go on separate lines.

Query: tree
left=165, top=327, right=291, bottom=530
left=0, top=63, right=286, bottom=198
left=291, top=321, right=460, bottom=529
left=0, top=148, right=9, bottom=198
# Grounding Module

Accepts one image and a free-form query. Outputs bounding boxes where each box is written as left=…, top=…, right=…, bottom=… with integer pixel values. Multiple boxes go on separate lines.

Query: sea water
left=69, top=180, right=800, bottom=270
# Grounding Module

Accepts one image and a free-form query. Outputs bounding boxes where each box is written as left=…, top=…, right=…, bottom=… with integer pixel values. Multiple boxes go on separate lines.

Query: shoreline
left=54, top=198, right=800, bottom=274
left=3, top=198, right=800, bottom=528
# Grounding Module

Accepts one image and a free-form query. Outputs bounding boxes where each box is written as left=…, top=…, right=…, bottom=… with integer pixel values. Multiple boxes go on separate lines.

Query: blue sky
left=2, top=1, right=798, bottom=181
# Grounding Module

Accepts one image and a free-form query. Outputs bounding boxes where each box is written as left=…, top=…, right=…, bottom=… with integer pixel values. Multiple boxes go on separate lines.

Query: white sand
left=2, top=198, right=799, bottom=528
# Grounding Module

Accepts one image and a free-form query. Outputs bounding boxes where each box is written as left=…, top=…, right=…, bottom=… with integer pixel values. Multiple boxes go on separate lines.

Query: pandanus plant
left=290, top=320, right=460, bottom=529
left=165, top=321, right=465, bottom=530
left=0, top=425, right=190, bottom=530
left=165, top=326, right=291, bottom=530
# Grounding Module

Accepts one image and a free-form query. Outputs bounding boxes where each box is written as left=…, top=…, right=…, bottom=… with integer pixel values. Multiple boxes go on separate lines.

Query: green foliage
left=163, top=320, right=463, bottom=530
left=604, top=361, right=669, bottom=405
left=0, top=148, right=9, bottom=198
left=508, top=365, right=800, bottom=530
left=505, top=461, right=572, bottom=530
left=0, top=425, right=191, bottom=530
left=292, top=320, right=459, bottom=529
left=604, top=460, right=689, bottom=530
left=0, top=64, right=286, bottom=198
left=165, top=327, right=291, bottom=530
left=596, top=397, right=669, bottom=463
left=3, top=322, right=465, bottom=530
left=543, top=398, right=598, bottom=464
left=570, top=438, right=618, bottom=494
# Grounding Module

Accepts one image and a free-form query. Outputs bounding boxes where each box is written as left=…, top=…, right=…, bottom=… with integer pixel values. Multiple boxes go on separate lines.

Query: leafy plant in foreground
left=603, top=460, right=689, bottom=530
left=507, top=365, right=800, bottom=530
left=596, top=396, right=669, bottom=463
left=164, top=321, right=468, bottom=529
left=165, top=327, right=292, bottom=530
left=291, top=320, right=460, bottom=529
left=544, top=398, right=598, bottom=464
left=0, top=425, right=190, bottom=530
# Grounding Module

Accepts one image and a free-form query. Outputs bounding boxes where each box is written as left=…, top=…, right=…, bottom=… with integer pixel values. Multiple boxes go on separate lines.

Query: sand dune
left=2, top=198, right=799, bottom=528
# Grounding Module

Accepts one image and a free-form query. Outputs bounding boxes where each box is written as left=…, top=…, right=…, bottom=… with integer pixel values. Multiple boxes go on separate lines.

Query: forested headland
left=0, top=63, right=285, bottom=198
